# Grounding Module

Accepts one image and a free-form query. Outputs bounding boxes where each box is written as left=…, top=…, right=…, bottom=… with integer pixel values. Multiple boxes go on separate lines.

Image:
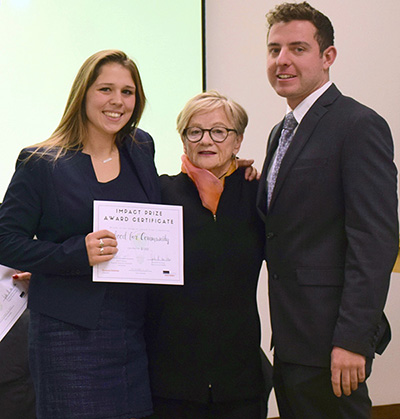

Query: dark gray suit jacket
left=257, top=84, right=398, bottom=367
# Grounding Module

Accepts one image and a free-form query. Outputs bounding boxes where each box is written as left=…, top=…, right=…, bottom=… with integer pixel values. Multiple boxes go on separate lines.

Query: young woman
left=0, top=50, right=160, bottom=419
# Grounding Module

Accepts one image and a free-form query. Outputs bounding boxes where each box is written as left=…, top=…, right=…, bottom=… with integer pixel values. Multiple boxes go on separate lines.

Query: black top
left=146, top=168, right=265, bottom=403
left=91, top=146, right=148, bottom=202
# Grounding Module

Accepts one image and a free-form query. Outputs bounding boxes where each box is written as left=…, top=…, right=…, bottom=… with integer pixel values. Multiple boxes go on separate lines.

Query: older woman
left=0, top=50, right=159, bottom=418
left=145, top=91, right=269, bottom=419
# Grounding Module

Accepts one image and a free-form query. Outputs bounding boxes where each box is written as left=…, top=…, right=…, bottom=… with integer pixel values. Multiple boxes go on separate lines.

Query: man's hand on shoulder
left=331, top=346, right=366, bottom=397
left=236, top=158, right=260, bottom=181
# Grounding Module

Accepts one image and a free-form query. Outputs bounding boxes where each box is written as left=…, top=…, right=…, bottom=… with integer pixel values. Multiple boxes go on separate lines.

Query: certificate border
left=93, top=200, right=184, bottom=285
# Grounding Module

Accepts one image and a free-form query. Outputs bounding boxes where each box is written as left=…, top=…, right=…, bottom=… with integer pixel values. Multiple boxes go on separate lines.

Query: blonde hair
left=30, top=49, right=146, bottom=160
left=176, top=90, right=248, bottom=138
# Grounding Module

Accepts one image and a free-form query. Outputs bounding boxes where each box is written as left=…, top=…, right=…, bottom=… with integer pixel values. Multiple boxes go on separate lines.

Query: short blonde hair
left=176, top=90, right=248, bottom=138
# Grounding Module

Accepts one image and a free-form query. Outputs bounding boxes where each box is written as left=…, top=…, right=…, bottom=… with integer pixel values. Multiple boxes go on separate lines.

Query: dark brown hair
left=266, top=2, right=334, bottom=53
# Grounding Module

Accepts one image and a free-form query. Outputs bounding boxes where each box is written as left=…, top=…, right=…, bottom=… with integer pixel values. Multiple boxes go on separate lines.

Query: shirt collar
left=286, top=81, right=332, bottom=124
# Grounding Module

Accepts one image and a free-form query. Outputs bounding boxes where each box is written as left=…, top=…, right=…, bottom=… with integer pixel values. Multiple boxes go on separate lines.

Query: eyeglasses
left=184, top=126, right=237, bottom=143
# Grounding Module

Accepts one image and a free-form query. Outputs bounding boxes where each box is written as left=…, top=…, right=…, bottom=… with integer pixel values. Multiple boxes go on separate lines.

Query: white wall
left=205, top=1, right=400, bottom=417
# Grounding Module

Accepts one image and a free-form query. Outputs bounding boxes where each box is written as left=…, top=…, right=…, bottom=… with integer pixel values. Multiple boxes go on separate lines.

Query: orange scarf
left=181, top=154, right=237, bottom=215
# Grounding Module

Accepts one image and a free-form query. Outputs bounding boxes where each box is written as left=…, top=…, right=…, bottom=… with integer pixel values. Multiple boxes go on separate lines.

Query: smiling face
left=85, top=62, right=136, bottom=142
left=183, top=107, right=243, bottom=178
left=267, top=20, right=336, bottom=109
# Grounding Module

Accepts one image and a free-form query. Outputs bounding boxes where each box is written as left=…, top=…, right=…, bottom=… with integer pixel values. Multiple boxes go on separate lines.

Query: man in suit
left=257, top=2, right=398, bottom=418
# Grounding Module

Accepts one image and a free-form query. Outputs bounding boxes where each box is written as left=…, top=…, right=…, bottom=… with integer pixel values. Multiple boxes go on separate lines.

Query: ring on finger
left=99, top=239, right=104, bottom=249
left=100, top=247, right=104, bottom=255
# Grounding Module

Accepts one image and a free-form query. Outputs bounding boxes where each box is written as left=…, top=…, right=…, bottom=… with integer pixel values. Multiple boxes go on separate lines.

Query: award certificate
left=0, top=264, right=28, bottom=342
left=93, top=201, right=183, bottom=285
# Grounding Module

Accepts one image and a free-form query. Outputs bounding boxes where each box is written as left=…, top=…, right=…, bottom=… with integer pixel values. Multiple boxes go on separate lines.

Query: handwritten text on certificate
left=93, top=201, right=183, bottom=285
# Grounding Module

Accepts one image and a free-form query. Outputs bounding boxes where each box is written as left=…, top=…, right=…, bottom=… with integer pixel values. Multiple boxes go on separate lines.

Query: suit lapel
left=123, top=135, right=161, bottom=204
left=69, top=151, right=98, bottom=202
left=268, top=84, right=341, bottom=210
left=257, top=121, right=283, bottom=219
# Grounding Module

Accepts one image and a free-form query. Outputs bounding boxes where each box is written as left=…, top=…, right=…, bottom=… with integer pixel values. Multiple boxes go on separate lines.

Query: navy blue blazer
left=0, top=129, right=160, bottom=328
left=257, top=84, right=398, bottom=367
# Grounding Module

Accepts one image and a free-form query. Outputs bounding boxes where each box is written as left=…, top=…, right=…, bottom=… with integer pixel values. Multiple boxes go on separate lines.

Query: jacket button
left=272, top=274, right=279, bottom=280
left=266, top=232, right=275, bottom=239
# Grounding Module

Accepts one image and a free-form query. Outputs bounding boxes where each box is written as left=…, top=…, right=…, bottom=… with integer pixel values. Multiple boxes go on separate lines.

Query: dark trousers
left=0, top=310, right=36, bottom=419
left=273, top=355, right=372, bottom=419
left=148, top=396, right=266, bottom=419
